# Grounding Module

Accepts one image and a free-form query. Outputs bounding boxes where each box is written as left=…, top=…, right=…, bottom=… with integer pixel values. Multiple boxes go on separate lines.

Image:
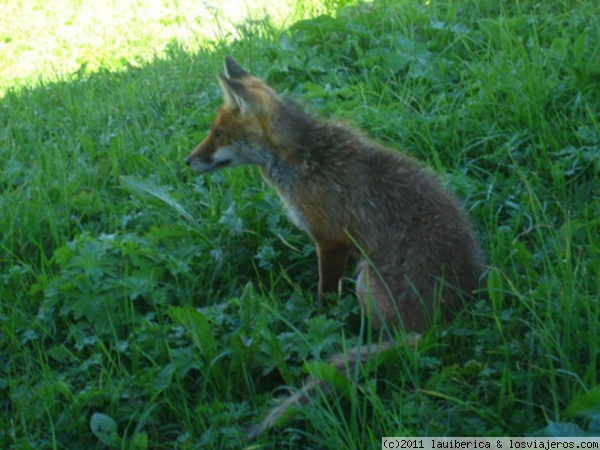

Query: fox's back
left=266, top=112, right=476, bottom=252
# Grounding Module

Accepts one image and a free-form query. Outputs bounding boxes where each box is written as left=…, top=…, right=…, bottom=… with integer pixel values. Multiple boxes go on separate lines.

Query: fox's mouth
left=208, top=158, right=231, bottom=171
left=186, top=156, right=231, bottom=173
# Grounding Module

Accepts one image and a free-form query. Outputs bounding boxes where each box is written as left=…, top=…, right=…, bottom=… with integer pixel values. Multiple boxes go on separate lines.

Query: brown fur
left=185, top=56, right=486, bottom=436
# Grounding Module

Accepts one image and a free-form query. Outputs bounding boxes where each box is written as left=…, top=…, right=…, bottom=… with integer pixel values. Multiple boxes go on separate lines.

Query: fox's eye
left=213, top=130, right=221, bottom=140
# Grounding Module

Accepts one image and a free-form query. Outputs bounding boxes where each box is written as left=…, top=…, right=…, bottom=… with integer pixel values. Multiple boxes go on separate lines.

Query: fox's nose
left=184, top=156, right=192, bottom=166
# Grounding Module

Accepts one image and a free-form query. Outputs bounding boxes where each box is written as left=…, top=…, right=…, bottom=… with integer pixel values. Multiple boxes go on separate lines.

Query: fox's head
left=185, top=56, right=280, bottom=173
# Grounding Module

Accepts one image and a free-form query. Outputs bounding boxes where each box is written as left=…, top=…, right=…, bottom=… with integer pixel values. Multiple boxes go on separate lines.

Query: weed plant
left=1, top=0, right=599, bottom=448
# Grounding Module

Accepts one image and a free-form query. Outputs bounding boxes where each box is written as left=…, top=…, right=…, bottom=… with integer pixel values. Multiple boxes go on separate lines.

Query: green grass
left=0, top=0, right=338, bottom=94
left=1, top=0, right=599, bottom=448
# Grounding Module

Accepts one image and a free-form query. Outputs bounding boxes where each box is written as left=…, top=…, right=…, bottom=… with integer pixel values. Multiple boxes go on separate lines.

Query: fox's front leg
left=316, top=241, right=350, bottom=310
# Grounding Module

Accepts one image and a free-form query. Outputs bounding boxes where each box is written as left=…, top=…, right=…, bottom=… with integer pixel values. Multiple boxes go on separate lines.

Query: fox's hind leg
left=355, top=262, right=431, bottom=332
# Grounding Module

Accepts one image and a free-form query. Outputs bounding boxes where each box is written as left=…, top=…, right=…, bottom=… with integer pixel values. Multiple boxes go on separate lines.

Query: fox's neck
left=260, top=147, right=306, bottom=196
left=259, top=99, right=352, bottom=195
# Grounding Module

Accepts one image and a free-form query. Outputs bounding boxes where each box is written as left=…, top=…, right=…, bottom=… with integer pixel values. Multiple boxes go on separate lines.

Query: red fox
left=185, top=56, right=485, bottom=435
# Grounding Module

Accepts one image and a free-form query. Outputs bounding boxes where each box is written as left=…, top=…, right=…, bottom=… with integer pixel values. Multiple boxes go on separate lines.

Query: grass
left=0, top=0, right=337, bottom=93
left=1, top=0, right=599, bottom=448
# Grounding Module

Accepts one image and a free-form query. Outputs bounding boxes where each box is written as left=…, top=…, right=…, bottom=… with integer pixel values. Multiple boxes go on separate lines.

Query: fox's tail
left=247, top=334, right=420, bottom=440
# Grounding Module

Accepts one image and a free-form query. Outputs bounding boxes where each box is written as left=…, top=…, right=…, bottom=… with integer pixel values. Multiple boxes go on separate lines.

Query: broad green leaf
left=566, top=385, right=600, bottom=418
left=132, top=431, right=149, bottom=450
left=169, top=305, right=217, bottom=360
left=266, top=328, right=294, bottom=385
left=528, top=421, right=585, bottom=437
left=487, top=270, right=504, bottom=308
left=90, top=412, right=119, bottom=447
left=120, top=175, right=198, bottom=226
left=303, top=361, right=351, bottom=396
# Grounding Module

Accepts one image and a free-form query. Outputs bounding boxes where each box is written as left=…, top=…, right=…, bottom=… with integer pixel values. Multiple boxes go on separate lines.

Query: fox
left=185, top=56, right=485, bottom=436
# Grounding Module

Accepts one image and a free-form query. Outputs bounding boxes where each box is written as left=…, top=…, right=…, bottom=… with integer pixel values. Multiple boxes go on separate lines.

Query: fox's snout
left=184, top=145, right=210, bottom=171
left=185, top=140, right=236, bottom=173
left=184, top=133, right=221, bottom=172
left=184, top=154, right=209, bottom=167
left=185, top=153, right=222, bottom=173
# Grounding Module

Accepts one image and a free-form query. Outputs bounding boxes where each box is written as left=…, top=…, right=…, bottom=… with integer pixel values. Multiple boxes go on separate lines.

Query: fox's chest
left=280, top=197, right=310, bottom=232
left=259, top=166, right=311, bottom=233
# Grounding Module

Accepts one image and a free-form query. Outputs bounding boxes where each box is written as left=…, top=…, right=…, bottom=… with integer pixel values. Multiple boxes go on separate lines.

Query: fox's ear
left=224, top=56, right=249, bottom=79
left=218, top=74, right=252, bottom=114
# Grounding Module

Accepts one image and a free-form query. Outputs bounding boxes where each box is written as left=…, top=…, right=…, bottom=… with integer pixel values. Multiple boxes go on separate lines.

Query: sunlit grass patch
left=0, top=0, right=345, bottom=94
